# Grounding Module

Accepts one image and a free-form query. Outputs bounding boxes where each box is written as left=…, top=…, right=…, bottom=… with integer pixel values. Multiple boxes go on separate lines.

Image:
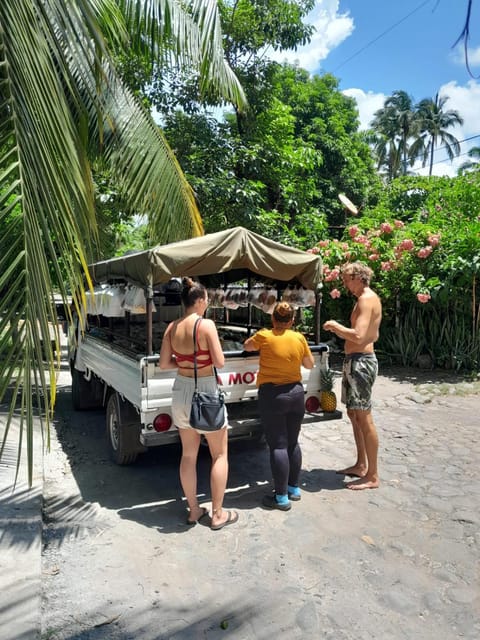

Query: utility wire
left=408, top=133, right=480, bottom=164
left=431, top=146, right=480, bottom=166
left=333, top=0, right=433, bottom=72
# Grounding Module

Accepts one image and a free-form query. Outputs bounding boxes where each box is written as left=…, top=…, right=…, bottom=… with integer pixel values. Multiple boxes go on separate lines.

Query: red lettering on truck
left=228, top=371, right=258, bottom=385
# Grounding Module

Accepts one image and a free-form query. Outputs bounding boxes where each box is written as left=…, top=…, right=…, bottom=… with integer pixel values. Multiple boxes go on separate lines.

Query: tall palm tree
left=410, top=93, right=464, bottom=176
left=364, top=128, right=400, bottom=181
left=384, top=90, right=417, bottom=176
left=370, top=90, right=416, bottom=179
left=0, top=0, right=247, bottom=482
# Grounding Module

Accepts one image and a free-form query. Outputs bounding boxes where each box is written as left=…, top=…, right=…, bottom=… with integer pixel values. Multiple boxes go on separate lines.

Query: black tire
left=106, top=393, right=141, bottom=465
left=71, top=367, right=103, bottom=410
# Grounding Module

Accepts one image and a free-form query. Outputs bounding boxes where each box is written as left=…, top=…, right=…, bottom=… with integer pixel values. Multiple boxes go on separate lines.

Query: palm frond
left=117, top=0, right=247, bottom=110
left=1, top=0, right=246, bottom=483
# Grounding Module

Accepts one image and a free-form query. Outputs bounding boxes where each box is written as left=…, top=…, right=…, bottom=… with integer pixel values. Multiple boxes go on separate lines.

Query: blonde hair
left=341, top=261, right=373, bottom=285
left=272, top=301, right=294, bottom=324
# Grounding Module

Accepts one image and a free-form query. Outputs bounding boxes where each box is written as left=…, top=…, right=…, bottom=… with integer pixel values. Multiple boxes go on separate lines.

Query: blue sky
left=269, top=0, right=480, bottom=176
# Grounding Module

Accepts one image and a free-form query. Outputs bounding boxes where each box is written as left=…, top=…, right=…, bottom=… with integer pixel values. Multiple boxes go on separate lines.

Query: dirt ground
left=36, top=359, right=480, bottom=640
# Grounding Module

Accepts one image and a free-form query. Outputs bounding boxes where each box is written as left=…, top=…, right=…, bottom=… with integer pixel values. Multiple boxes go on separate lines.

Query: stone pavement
left=1, top=366, right=480, bottom=640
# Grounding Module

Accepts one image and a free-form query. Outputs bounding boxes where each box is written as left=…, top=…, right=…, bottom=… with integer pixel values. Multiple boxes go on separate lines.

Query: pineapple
left=320, top=367, right=337, bottom=412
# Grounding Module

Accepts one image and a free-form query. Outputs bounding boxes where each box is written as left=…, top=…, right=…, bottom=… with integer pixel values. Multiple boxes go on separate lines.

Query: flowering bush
left=307, top=218, right=440, bottom=310
left=304, top=174, right=480, bottom=370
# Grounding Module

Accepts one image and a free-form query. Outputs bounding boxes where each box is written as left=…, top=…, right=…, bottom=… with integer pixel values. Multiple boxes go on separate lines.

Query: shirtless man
left=323, top=262, right=382, bottom=490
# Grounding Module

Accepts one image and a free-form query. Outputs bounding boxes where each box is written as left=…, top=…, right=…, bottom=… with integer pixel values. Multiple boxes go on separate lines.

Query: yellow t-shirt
left=249, top=328, right=313, bottom=387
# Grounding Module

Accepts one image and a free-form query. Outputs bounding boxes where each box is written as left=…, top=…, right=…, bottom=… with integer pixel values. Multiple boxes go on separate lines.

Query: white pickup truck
left=69, top=227, right=341, bottom=464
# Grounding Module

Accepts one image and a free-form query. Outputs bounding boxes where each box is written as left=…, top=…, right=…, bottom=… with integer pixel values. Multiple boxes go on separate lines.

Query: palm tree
left=364, top=128, right=400, bottom=181
left=370, top=90, right=417, bottom=179
left=384, top=90, right=418, bottom=176
left=410, top=93, right=464, bottom=176
left=458, top=146, right=480, bottom=174
left=0, top=0, right=247, bottom=482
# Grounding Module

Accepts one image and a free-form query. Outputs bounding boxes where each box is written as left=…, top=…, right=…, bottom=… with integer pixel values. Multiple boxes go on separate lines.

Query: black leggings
left=258, top=382, right=305, bottom=496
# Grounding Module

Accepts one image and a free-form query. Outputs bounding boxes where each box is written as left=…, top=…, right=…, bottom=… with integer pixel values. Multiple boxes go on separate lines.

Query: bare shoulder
left=199, top=317, right=218, bottom=335
left=164, top=321, right=175, bottom=336
left=360, top=288, right=381, bottom=306
left=200, top=317, right=216, bottom=329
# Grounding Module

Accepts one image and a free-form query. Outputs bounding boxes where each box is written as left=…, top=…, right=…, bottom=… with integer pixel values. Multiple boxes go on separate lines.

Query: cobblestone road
left=40, top=366, right=480, bottom=640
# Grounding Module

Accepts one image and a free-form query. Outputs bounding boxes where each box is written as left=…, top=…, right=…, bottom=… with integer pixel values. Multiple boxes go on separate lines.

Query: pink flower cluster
left=397, top=238, right=414, bottom=251
left=323, top=267, right=340, bottom=282
left=381, top=260, right=395, bottom=271
left=308, top=218, right=441, bottom=305
left=427, top=234, right=440, bottom=247
left=348, top=225, right=359, bottom=238
left=417, top=246, right=433, bottom=259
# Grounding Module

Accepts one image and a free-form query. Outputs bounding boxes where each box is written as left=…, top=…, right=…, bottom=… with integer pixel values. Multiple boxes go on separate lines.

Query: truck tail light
left=305, top=395, right=320, bottom=413
left=153, top=414, right=172, bottom=432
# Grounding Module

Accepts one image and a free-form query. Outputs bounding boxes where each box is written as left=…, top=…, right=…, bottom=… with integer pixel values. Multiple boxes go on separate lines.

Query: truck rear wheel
left=106, top=393, right=141, bottom=465
left=71, top=367, right=103, bottom=410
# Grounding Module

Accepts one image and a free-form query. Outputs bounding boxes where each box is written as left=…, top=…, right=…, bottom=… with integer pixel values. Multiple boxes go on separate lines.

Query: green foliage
left=380, top=305, right=479, bottom=371
left=310, top=173, right=480, bottom=370
left=161, top=64, right=381, bottom=245
left=0, top=0, right=248, bottom=483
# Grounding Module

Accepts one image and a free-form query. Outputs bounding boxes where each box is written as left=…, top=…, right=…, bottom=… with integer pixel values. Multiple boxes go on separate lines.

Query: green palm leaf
left=0, top=0, right=247, bottom=483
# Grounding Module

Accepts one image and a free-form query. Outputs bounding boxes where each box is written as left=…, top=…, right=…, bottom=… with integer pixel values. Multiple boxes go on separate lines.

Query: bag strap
left=192, top=317, right=201, bottom=391
left=192, top=316, right=218, bottom=392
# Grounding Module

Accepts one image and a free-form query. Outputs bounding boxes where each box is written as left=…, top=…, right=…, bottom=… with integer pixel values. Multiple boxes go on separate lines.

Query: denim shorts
left=341, top=353, right=378, bottom=411
left=172, top=374, right=228, bottom=433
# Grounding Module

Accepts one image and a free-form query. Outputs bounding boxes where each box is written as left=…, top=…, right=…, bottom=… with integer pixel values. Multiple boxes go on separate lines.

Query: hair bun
left=276, top=301, right=292, bottom=317
left=182, top=276, right=195, bottom=289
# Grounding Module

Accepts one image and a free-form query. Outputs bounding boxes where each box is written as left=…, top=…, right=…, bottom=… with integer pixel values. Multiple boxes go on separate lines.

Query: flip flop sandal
left=186, top=507, right=209, bottom=525
left=210, top=510, right=239, bottom=531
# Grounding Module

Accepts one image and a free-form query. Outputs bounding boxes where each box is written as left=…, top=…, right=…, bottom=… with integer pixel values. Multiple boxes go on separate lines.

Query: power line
left=409, top=133, right=480, bottom=165
left=432, top=148, right=479, bottom=167
left=333, top=0, right=433, bottom=73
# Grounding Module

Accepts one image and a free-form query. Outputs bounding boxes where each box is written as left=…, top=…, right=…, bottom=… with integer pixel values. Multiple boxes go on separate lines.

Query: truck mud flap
left=71, top=368, right=103, bottom=411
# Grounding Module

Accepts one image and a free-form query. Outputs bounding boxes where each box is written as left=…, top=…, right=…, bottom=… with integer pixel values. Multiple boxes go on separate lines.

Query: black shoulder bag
left=189, top=318, right=226, bottom=431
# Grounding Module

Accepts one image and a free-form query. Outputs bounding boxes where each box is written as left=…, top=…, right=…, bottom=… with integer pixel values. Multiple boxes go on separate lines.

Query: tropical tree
left=410, top=93, right=464, bottom=176
left=384, top=90, right=418, bottom=176
left=369, top=90, right=417, bottom=179
left=0, top=0, right=246, bottom=482
left=307, top=173, right=480, bottom=370
left=158, top=0, right=382, bottom=242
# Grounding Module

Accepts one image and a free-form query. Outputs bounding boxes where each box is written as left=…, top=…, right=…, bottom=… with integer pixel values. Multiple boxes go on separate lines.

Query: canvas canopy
left=89, top=227, right=322, bottom=291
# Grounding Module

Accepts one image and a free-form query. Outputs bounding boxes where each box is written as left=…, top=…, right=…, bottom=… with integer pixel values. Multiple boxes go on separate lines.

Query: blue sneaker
left=288, top=485, right=301, bottom=501
left=262, top=494, right=292, bottom=511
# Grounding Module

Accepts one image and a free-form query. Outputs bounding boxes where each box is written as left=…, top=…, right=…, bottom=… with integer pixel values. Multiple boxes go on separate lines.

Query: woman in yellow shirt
left=244, top=301, right=314, bottom=510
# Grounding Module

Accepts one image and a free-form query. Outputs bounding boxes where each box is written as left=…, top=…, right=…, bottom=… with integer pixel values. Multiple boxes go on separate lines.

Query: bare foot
left=336, top=465, right=367, bottom=478
left=346, top=477, right=379, bottom=490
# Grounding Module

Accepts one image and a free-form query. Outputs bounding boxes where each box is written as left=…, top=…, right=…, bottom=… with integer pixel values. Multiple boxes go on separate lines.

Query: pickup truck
left=69, top=227, right=341, bottom=464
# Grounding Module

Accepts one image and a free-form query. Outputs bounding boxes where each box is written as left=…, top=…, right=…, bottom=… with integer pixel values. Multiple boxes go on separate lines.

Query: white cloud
left=439, top=80, right=480, bottom=137
left=267, top=1, right=353, bottom=71
left=425, top=80, right=480, bottom=176
left=451, top=43, right=480, bottom=69
left=468, top=47, right=480, bottom=66
left=342, top=88, right=386, bottom=130
left=340, top=81, right=480, bottom=177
